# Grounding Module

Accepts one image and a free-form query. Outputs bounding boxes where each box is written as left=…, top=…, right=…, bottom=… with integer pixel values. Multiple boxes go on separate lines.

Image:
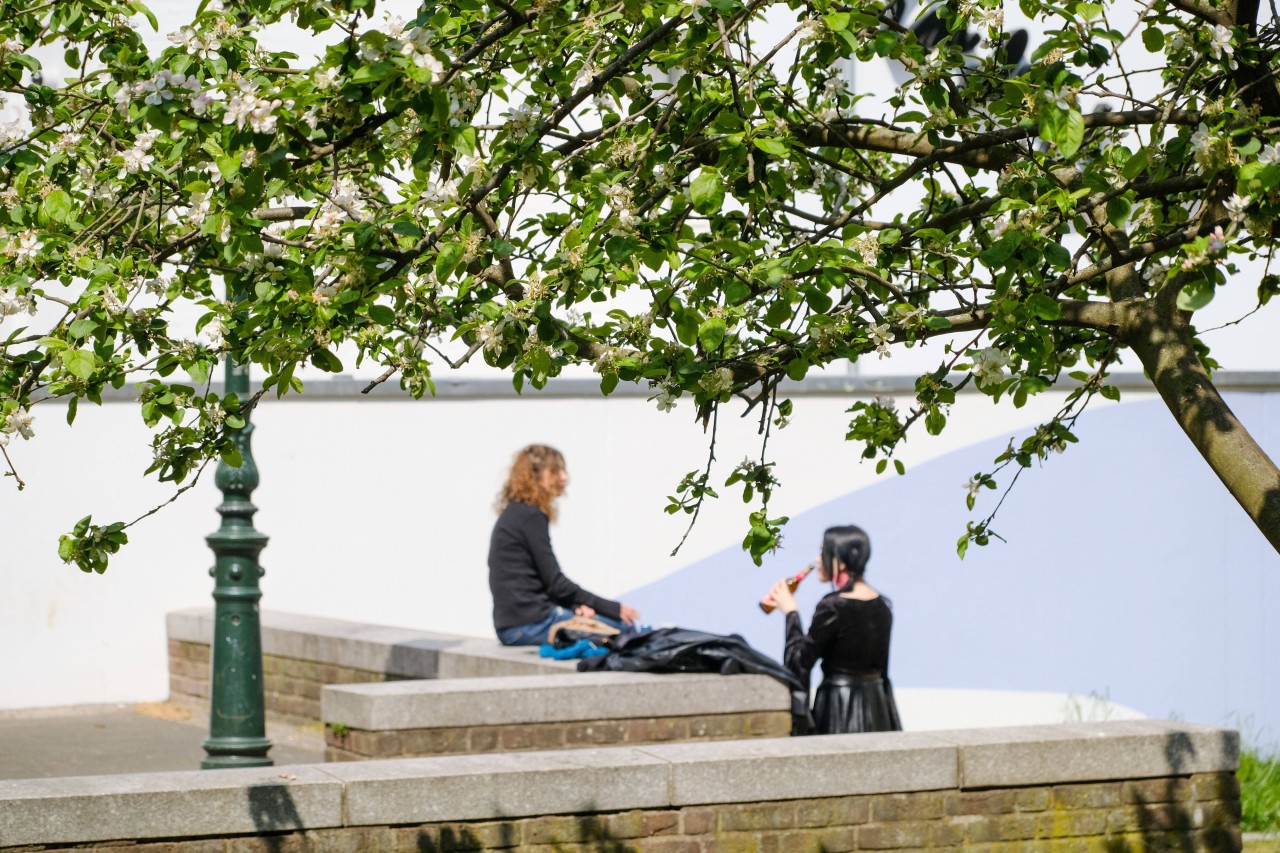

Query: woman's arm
left=782, top=596, right=840, bottom=684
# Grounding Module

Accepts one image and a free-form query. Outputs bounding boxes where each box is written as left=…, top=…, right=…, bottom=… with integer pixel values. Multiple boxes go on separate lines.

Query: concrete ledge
left=167, top=609, right=575, bottom=680
left=641, top=731, right=958, bottom=805
left=0, top=765, right=343, bottom=848
left=0, top=721, right=1238, bottom=848
left=932, top=719, right=1240, bottom=788
left=321, top=672, right=788, bottom=730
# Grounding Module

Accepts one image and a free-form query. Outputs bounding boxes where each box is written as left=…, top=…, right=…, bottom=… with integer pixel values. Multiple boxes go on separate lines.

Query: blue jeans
left=496, top=607, right=627, bottom=646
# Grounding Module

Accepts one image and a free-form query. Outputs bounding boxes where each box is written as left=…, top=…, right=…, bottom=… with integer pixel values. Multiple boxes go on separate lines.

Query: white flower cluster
left=503, top=103, right=536, bottom=136
left=118, top=129, right=160, bottom=178
left=420, top=179, right=458, bottom=212
left=360, top=18, right=446, bottom=81
left=649, top=386, right=678, bottom=412
left=699, top=366, right=734, bottom=396
left=1207, top=25, right=1237, bottom=71
left=1259, top=143, right=1280, bottom=166
left=6, top=228, right=41, bottom=264
left=853, top=232, right=880, bottom=266
left=971, top=346, right=1012, bottom=387
left=167, top=25, right=223, bottom=61
left=0, top=409, right=35, bottom=447
left=473, top=322, right=503, bottom=354
left=0, top=92, right=32, bottom=149
left=603, top=183, right=637, bottom=231
left=0, top=285, right=36, bottom=319
left=312, top=176, right=367, bottom=236
left=223, top=80, right=282, bottom=134
left=867, top=323, right=892, bottom=359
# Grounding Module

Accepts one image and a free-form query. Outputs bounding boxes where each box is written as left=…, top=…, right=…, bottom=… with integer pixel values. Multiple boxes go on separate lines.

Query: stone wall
left=0, top=720, right=1242, bottom=852
left=321, top=672, right=792, bottom=759
left=166, top=609, right=576, bottom=725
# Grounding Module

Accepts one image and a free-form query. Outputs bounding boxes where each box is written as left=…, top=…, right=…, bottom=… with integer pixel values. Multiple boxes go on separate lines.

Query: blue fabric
left=539, top=639, right=610, bottom=659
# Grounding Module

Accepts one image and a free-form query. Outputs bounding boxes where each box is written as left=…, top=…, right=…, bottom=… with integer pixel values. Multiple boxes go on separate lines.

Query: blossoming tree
left=2, top=0, right=1279, bottom=571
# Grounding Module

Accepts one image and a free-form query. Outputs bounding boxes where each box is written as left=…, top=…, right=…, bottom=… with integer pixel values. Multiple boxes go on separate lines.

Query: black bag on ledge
left=576, top=626, right=813, bottom=734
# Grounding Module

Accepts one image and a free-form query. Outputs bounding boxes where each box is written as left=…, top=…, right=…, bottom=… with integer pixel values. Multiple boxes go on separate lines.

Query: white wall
left=0, top=380, right=1085, bottom=709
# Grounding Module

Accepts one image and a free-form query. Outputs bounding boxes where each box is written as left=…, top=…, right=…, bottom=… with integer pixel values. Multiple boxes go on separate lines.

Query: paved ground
left=0, top=702, right=325, bottom=780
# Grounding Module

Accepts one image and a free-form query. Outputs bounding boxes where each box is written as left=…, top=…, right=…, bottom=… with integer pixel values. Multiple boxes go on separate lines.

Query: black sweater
left=488, top=501, right=623, bottom=630
left=783, top=593, right=893, bottom=687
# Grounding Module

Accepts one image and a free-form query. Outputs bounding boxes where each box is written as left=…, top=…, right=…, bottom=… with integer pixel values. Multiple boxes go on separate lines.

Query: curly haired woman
left=488, top=444, right=640, bottom=646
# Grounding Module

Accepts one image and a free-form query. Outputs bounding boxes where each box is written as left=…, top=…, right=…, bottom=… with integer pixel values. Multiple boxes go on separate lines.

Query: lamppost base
left=201, top=736, right=273, bottom=769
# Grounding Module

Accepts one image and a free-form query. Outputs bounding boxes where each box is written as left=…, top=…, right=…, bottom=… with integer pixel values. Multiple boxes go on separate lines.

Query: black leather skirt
left=812, top=672, right=902, bottom=734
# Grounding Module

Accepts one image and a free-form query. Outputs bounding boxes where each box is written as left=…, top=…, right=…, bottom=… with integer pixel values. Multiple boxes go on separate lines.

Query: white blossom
left=4, top=410, right=34, bottom=441
left=420, top=179, right=458, bottom=210
left=1258, top=143, right=1280, bottom=166
left=12, top=229, right=41, bottom=263
left=971, top=346, right=1011, bottom=386
left=314, top=67, right=339, bottom=90
left=503, top=103, right=535, bottom=135
left=650, top=388, right=678, bottom=412
left=1224, top=194, right=1251, bottom=222
left=1207, top=25, right=1237, bottom=70
left=0, top=286, right=36, bottom=317
left=699, top=367, right=734, bottom=395
left=867, top=323, right=892, bottom=359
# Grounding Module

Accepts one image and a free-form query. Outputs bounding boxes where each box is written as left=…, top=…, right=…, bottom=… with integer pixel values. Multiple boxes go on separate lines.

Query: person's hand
left=574, top=604, right=596, bottom=618
left=619, top=603, right=640, bottom=626
left=769, top=579, right=799, bottom=614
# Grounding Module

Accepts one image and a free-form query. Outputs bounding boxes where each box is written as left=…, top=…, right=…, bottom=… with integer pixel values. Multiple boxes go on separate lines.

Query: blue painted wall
left=621, top=394, right=1280, bottom=742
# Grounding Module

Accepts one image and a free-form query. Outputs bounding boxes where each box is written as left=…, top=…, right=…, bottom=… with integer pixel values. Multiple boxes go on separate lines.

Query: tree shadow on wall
left=413, top=814, right=639, bottom=852
left=245, top=781, right=306, bottom=853
left=1102, top=730, right=1241, bottom=853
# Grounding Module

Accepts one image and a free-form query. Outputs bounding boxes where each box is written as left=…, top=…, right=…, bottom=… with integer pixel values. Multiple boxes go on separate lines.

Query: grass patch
left=1241, top=746, right=1280, bottom=833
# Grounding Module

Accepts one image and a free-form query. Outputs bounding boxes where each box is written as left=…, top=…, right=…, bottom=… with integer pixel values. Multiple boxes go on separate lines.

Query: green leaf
left=689, top=168, right=725, bottom=215
left=1059, top=109, right=1085, bottom=158
left=1141, top=27, right=1164, bottom=52
left=752, top=137, right=789, bottom=156
left=1026, top=293, right=1062, bottom=320
left=1176, top=278, right=1215, bottom=312
left=1044, top=243, right=1071, bottom=269
left=41, top=190, right=73, bottom=224
left=605, top=236, right=637, bottom=264
left=368, top=305, right=397, bottom=325
left=59, top=349, right=96, bottom=380
left=435, top=242, right=465, bottom=281
left=1106, top=196, right=1132, bottom=227
left=220, top=442, right=243, bottom=468
left=600, top=371, right=619, bottom=395
left=310, top=349, right=344, bottom=372
left=698, top=317, right=726, bottom=351
left=68, top=318, right=98, bottom=339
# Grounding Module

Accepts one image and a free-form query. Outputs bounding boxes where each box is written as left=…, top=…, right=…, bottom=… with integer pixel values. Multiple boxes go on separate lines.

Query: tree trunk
left=1123, top=298, right=1280, bottom=554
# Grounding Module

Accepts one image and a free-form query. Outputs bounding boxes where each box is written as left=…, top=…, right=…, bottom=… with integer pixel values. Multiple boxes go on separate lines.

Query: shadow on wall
left=620, top=395, right=1280, bottom=739
left=246, top=782, right=306, bottom=853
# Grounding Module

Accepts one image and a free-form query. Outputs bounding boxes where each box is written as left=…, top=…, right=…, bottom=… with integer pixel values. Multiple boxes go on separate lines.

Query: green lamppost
left=202, top=352, right=272, bottom=769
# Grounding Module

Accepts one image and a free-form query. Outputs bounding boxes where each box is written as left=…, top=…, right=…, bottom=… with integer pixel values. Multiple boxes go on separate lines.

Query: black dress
left=783, top=593, right=902, bottom=734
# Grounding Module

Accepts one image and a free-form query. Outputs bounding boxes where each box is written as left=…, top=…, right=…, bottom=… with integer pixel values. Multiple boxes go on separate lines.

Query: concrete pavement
left=0, top=702, right=324, bottom=780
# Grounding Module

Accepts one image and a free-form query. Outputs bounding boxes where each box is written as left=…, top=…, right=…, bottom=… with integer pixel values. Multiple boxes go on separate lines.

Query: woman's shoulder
left=497, top=501, right=547, bottom=526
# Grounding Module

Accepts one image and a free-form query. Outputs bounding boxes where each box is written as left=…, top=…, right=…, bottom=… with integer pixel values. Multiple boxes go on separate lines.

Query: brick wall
left=324, top=711, right=792, bottom=759
left=5, top=773, right=1241, bottom=852
left=168, top=640, right=397, bottom=725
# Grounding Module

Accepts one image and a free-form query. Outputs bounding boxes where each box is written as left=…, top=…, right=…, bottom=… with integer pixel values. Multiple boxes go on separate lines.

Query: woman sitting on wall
left=488, top=444, right=640, bottom=646
left=766, top=524, right=902, bottom=734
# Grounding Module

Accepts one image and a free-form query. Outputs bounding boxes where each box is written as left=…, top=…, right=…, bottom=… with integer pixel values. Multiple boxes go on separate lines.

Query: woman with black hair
left=766, top=525, right=902, bottom=734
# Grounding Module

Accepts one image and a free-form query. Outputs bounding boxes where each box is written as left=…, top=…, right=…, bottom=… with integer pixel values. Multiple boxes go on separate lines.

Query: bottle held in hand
left=759, top=564, right=815, bottom=614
